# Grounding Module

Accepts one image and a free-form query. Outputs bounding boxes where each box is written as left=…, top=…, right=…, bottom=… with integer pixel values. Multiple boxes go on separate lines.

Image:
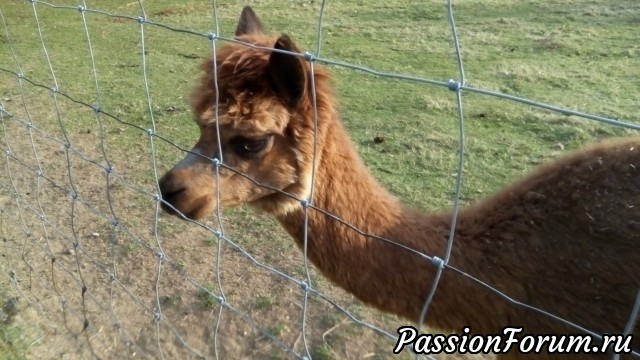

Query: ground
left=0, top=0, right=638, bottom=359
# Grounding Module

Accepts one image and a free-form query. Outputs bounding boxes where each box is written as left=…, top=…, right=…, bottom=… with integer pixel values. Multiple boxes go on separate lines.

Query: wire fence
left=0, top=0, right=639, bottom=359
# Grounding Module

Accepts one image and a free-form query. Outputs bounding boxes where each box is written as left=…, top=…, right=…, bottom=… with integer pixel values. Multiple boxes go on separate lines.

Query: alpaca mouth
left=159, top=198, right=182, bottom=217
left=161, top=198, right=211, bottom=220
left=160, top=188, right=212, bottom=221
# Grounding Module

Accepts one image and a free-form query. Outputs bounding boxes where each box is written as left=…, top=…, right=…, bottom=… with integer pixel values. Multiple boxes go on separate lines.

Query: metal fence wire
left=0, top=1, right=639, bottom=359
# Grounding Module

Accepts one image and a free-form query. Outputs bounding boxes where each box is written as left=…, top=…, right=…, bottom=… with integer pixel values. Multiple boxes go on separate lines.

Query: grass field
left=0, top=0, right=639, bottom=359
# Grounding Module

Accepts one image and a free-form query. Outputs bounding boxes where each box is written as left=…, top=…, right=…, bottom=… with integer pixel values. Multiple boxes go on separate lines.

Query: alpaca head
left=159, top=6, right=329, bottom=220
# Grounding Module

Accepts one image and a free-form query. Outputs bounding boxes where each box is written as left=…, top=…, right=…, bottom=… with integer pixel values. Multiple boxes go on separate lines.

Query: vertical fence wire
left=29, top=3, right=100, bottom=356
left=0, top=43, right=58, bottom=337
left=134, top=1, right=169, bottom=357
left=77, top=2, right=131, bottom=354
left=208, top=2, right=226, bottom=358
left=298, top=0, right=331, bottom=357
left=417, top=0, right=468, bottom=333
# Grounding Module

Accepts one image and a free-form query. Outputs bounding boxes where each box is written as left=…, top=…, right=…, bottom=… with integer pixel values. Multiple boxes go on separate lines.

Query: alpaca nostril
left=160, top=182, right=184, bottom=197
left=159, top=187, right=184, bottom=215
left=158, top=174, right=186, bottom=213
left=160, top=184, right=184, bottom=201
left=162, top=187, right=184, bottom=201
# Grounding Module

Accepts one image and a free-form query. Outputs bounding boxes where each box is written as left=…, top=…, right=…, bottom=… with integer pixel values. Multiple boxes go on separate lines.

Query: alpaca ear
left=267, top=35, right=307, bottom=108
left=235, top=6, right=264, bottom=36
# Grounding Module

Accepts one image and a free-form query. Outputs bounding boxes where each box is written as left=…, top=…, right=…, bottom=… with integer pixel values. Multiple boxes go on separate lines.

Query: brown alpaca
left=159, top=7, right=640, bottom=359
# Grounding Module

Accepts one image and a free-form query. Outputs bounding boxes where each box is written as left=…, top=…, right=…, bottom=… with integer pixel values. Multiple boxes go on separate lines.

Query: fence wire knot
left=51, top=86, right=58, bottom=93
left=300, top=281, right=310, bottom=291
left=213, top=229, right=222, bottom=238
left=208, top=32, right=217, bottom=41
left=217, top=296, right=225, bottom=305
left=212, top=157, right=220, bottom=167
left=300, top=199, right=310, bottom=208
left=156, top=251, right=165, bottom=261
left=153, top=193, right=161, bottom=201
left=77, top=5, right=85, bottom=12
left=153, top=311, right=161, bottom=321
left=447, top=79, right=461, bottom=91
left=104, top=164, right=113, bottom=174
left=431, top=256, right=445, bottom=269
left=303, top=52, right=316, bottom=62
left=137, top=16, right=146, bottom=24
left=146, top=128, right=154, bottom=136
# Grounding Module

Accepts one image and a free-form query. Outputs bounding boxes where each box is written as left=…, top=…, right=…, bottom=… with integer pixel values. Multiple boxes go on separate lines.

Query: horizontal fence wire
left=0, top=1, right=639, bottom=360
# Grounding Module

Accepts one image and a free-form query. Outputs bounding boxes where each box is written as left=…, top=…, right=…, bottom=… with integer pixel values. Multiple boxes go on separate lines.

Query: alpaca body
left=277, top=119, right=640, bottom=349
left=159, top=6, right=640, bottom=359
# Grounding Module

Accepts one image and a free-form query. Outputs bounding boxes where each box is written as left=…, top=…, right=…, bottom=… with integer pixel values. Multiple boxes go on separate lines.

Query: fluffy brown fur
left=159, top=6, right=640, bottom=359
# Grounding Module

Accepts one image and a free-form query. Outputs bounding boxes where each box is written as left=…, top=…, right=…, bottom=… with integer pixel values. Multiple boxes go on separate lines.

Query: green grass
left=265, top=323, right=285, bottom=338
left=1, top=0, right=637, bottom=208
left=254, top=294, right=276, bottom=310
left=0, top=0, right=639, bottom=359
left=0, top=294, right=35, bottom=360
left=202, top=236, right=216, bottom=247
left=161, top=291, right=184, bottom=307
left=196, top=284, right=219, bottom=309
left=310, top=343, right=336, bottom=360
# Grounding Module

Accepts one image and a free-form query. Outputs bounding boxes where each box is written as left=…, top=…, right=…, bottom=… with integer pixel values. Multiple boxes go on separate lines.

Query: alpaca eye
left=230, top=136, right=270, bottom=158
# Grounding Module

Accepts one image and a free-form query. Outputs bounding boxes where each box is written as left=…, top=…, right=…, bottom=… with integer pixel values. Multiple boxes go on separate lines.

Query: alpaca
left=159, top=6, right=640, bottom=359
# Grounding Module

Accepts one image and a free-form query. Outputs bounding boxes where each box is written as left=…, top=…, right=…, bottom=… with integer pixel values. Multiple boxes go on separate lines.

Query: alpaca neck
left=275, top=119, right=486, bottom=331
